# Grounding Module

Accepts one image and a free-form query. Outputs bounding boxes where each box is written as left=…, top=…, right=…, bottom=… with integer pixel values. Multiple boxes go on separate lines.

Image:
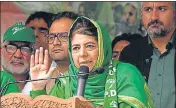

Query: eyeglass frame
left=3, top=44, right=34, bottom=56
left=45, top=32, right=69, bottom=44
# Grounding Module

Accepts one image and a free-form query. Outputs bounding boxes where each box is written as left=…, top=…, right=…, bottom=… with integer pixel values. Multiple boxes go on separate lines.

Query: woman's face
left=71, top=33, right=98, bottom=72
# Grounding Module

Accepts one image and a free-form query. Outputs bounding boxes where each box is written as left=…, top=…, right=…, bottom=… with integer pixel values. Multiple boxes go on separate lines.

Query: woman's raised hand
left=30, top=47, right=55, bottom=90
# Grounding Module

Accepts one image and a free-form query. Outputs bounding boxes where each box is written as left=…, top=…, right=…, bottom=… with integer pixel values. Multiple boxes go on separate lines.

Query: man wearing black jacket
left=119, top=2, right=175, bottom=108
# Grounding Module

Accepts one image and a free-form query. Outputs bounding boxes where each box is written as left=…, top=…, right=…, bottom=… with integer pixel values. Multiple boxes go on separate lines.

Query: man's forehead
left=49, top=18, right=74, bottom=34
left=27, top=18, right=48, bottom=28
left=142, top=2, right=173, bottom=8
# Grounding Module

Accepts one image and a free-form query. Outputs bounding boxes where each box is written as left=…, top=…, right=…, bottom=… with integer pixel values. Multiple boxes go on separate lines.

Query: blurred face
left=79, top=6, right=85, bottom=16
left=71, top=34, right=98, bottom=72
left=112, top=40, right=130, bottom=60
left=141, top=2, right=175, bottom=38
left=1, top=41, right=32, bottom=75
left=123, top=5, right=137, bottom=24
left=26, top=18, right=48, bottom=49
left=48, top=18, right=73, bottom=62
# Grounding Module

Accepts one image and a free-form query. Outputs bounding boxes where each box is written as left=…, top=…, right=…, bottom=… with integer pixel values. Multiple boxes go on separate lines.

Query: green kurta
left=1, top=71, right=20, bottom=96
left=30, top=16, right=154, bottom=108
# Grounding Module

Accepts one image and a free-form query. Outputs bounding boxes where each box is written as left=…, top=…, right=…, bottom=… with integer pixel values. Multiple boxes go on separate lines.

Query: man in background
left=44, top=11, right=79, bottom=93
left=29, top=11, right=79, bottom=94
left=1, top=22, right=36, bottom=93
left=25, top=11, right=54, bottom=50
left=120, top=2, right=176, bottom=108
left=25, top=11, right=55, bottom=68
left=112, top=33, right=142, bottom=60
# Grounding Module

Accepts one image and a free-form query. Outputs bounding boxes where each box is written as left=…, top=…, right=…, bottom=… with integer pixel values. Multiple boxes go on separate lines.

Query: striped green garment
left=30, top=16, right=154, bottom=108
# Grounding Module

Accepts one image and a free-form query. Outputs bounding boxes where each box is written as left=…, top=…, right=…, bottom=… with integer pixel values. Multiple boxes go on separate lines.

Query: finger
left=35, top=49, right=39, bottom=65
left=46, top=67, right=56, bottom=78
left=39, top=47, right=44, bottom=64
left=44, top=49, right=50, bottom=71
left=29, top=64, right=40, bottom=80
left=30, top=54, right=35, bottom=68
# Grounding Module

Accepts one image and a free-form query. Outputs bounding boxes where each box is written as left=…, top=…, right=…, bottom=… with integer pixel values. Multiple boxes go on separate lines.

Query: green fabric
left=30, top=89, right=46, bottom=98
left=67, top=17, right=112, bottom=102
left=1, top=71, right=20, bottom=96
left=104, top=60, right=118, bottom=107
left=68, top=16, right=153, bottom=107
left=3, top=22, right=36, bottom=42
left=31, top=62, right=154, bottom=107
left=30, top=16, right=154, bottom=108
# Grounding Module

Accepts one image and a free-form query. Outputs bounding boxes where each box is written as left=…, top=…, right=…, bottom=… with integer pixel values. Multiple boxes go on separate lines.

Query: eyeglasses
left=30, top=26, right=49, bottom=35
left=3, top=45, right=33, bottom=55
left=45, top=32, right=69, bottom=44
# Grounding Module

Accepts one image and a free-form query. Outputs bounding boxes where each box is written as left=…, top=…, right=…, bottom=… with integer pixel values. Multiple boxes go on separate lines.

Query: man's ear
left=2, top=40, right=9, bottom=46
left=1, top=45, right=6, bottom=54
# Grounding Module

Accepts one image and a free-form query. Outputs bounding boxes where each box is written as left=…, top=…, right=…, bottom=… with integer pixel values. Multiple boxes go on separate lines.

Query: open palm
left=30, top=47, right=55, bottom=90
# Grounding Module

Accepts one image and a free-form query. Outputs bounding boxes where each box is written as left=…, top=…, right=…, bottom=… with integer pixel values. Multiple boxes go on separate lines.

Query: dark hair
left=49, top=11, right=79, bottom=28
left=129, top=33, right=143, bottom=43
left=70, top=17, right=98, bottom=40
left=112, top=33, right=142, bottom=50
left=25, top=11, right=55, bottom=27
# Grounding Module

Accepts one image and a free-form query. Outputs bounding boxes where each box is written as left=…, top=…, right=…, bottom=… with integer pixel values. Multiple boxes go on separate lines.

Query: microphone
left=76, top=66, right=89, bottom=96
left=78, top=66, right=104, bottom=76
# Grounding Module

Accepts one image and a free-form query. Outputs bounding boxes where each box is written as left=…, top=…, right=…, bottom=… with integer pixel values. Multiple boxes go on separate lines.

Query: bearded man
left=1, top=22, right=36, bottom=93
left=119, top=2, right=176, bottom=108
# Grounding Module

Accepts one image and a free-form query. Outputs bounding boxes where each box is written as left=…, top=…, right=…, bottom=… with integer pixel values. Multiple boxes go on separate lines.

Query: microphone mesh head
left=79, top=66, right=89, bottom=73
left=78, top=66, right=89, bottom=78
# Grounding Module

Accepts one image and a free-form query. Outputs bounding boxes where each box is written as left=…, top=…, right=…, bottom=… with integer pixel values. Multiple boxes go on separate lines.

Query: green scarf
left=48, top=16, right=154, bottom=108
left=68, top=16, right=112, bottom=100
